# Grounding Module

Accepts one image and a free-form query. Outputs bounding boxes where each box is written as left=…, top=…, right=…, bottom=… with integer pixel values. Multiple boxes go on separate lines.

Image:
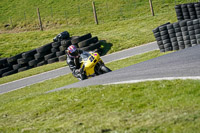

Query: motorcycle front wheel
left=100, top=65, right=112, bottom=73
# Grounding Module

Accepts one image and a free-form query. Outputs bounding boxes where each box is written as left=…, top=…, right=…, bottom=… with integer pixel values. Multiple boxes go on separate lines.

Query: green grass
left=0, top=0, right=171, bottom=30
left=0, top=50, right=169, bottom=84
left=0, top=0, right=196, bottom=30
left=1, top=77, right=200, bottom=132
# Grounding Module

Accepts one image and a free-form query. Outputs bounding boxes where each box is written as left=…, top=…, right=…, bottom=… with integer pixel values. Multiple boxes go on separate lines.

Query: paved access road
left=0, top=42, right=158, bottom=94
left=48, top=45, right=200, bottom=93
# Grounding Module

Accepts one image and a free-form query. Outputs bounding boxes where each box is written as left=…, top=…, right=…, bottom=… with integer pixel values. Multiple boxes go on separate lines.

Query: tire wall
left=153, top=2, right=200, bottom=52
left=0, top=32, right=102, bottom=78
left=175, top=2, right=200, bottom=21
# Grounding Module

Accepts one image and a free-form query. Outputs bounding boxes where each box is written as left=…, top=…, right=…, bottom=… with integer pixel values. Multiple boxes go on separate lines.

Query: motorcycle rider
left=66, top=45, right=87, bottom=80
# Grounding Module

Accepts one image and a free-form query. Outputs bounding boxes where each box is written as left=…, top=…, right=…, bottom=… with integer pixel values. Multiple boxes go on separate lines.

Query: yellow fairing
left=81, top=52, right=101, bottom=76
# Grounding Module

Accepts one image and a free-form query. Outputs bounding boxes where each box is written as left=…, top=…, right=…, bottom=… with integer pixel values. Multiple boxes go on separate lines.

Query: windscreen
left=80, top=51, right=91, bottom=61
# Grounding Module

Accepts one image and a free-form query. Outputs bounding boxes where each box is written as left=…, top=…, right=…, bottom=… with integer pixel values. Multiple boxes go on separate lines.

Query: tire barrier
left=0, top=31, right=103, bottom=78
left=153, top=19, right=200, bottom=52
left=153, top=2, right=200, bottom=52
left=175, top=2, right=200, bottom=21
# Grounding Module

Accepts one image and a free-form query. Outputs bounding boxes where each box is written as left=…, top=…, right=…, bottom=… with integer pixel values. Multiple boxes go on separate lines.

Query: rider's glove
left=75, top=69, right=80, bottom=74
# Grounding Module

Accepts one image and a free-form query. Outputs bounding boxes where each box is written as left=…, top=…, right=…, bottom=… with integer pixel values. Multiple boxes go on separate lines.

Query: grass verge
left=0, top=78, right=200, bottom=132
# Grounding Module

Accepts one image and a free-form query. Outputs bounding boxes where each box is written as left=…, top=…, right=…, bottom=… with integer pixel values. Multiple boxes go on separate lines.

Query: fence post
left=64, top=10, right=68, bottom=24
left=24, top=11, right=26, bottom=20
left=37, top=8, right=43, bottom=31
left=64, top=10, right=67, bottom=19
left=51, top=7, right=53, bottom=18
left=9, top=17, right=13, bottom=28
left=120, top=8, right=124, bottom=19
left=92, top=1, right=98, bottom=25
left=149, top=0, right=155, bottom=16
left=78, top=5, right=81, bottom=15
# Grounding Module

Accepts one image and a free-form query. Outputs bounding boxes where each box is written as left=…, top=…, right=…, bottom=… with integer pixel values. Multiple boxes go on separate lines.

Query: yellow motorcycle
left=79, top=51, right=111, bottom=79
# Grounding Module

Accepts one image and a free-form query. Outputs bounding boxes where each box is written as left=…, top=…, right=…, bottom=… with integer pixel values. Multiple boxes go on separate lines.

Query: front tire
left=101, top=65, right=112, bottom=73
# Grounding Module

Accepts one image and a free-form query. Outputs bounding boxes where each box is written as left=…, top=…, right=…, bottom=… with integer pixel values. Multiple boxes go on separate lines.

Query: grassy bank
left=0, top=77, right=200, bottom=132
left=0, top=0, right=196, bottom=31
left=0, top=0, right=177, bottom=30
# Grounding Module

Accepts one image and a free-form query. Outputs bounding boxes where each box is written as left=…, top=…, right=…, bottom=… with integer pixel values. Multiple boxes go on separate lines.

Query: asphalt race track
left=48, top=45, right=200, bottom=93
left=0, top=42, right=158, bottom=94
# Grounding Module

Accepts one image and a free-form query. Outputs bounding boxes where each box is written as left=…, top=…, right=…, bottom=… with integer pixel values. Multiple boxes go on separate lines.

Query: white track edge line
left=105, top=50, right=158, bottom=64
left=104, top=76, right=200, bottom=85
left=103, top=41, right=156, bottom=58
left=0, top=74, right=63, bottom=95
left=0, top=66, right=69, bottom=87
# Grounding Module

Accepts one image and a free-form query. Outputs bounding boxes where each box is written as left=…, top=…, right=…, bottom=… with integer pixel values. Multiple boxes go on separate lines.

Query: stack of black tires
left=153, top=2, right=200, bottom=52
left=0, top=32, right=102, bottom=78
left=175, top=2, right=200, bottom=21
left=71, top=33, right=101, bottom=52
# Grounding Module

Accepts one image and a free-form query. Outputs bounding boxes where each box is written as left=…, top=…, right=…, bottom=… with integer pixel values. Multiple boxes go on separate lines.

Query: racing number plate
left=89, top=56, right=95, bottom=62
